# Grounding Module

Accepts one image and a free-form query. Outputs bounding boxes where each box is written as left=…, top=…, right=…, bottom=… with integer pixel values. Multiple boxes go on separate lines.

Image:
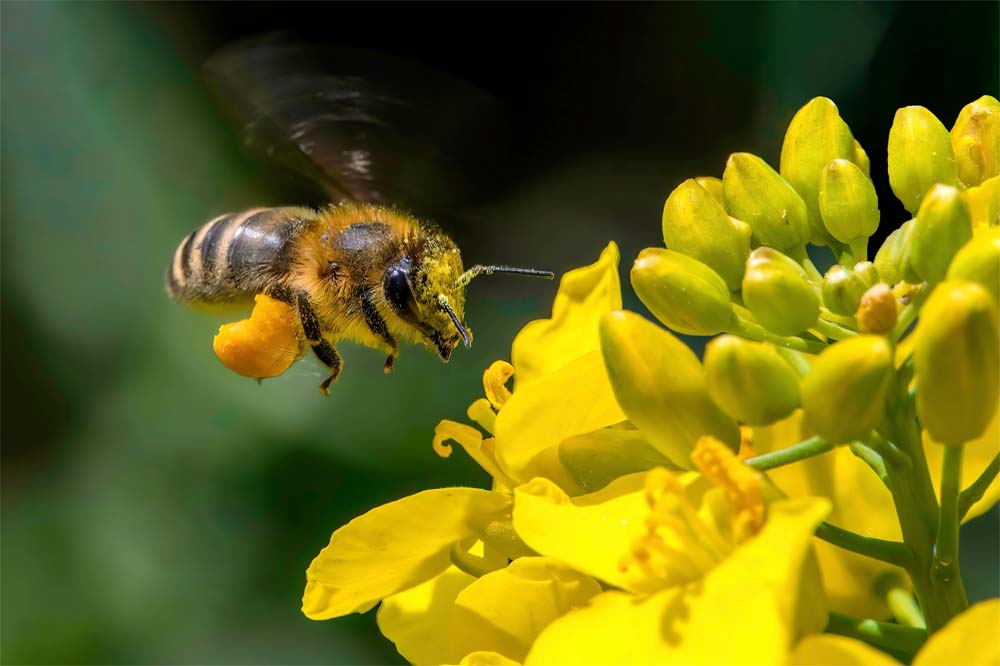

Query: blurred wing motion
left=205, top=34, right=507, bottom=216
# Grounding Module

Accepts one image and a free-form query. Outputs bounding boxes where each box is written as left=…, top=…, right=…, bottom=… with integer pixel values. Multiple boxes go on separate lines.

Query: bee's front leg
left=359, top=287, right=399, bottom=374
left=296, top=292, right=343, bottom=395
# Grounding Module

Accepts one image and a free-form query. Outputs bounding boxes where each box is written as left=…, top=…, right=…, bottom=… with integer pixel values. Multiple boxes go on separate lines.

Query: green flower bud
left=662, top=179, right=749, bottom=290
left=822, top=265, right=867, bottom=316
left=950, top=95, right=1000, bottom=187
left=599, top=310, right=741, bottom=467
left=915, top=281, right=1000, bottom=444
left=909, top=184, right=973, bottom=284
left=741, top=247, right=820, bottom=336
left=631, top=248, right=733, bottom=336
left=853, top=261, right=880, bottom=289
left=874, top=220, right=920, bottom=285
left=887, top=106, right=959, bottom=214
left=947, top=229, right=1000, bottom=303
left=857, top=283, right=897, bottom=335
left=819, top=159, right=880, bottom=244
left=852, top=139, right=871, bottom=176
left=779, top=97, right=861, bottom=246
left=801, top=336, right=894, bottom=443
left=723, top=152, right=810, bottom=251
left=695, top=176, right=725, bottom=203
left=704, top=335, right=801, bottom=425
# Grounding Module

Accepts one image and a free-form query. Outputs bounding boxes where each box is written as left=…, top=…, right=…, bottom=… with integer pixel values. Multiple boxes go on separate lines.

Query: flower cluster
left=302, top=96, right=1000, bottom=665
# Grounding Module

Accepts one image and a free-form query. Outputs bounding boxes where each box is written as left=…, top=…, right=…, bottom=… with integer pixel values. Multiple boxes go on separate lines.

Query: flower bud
left=857, top=284, right=897, bottom=335
left=801, top=336, right=894, bottom=443
left=704, top=335, right=801, bottom=425
left=695, top=176, right=724, bottom=203
left=741, top=247, right=820, bottom=336
left=819, top=159, right=880, bottom=244
left=630, top=248, right=733, bottom=336
left=599, top=310, right=741, bottom=466
left=947, top=229, right=1000, bottom=303
left=887, top=106, right=959, bottom=214
left=779, top=97, right=862, bottom=246
left=723, top=152, right=810, bottom=251
left=909, top=184, right=973, bottom=284
left=852, top=139, right=871, bottom=176
left=915, top=281, right=1000, bottom=444
left=874, top=220, right=920, bottom=285
left=662, top=179, right=749, bottom=290
left=961, top=175, right=1000, bottom=229
left=950, top=95, right=1000, bottom=187
left=822, top=265, right=867, bottom=316
left=853, top=261, right=880, bottom=288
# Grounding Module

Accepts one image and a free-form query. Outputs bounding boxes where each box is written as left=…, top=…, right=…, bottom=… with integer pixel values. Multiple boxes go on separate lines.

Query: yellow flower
left=434, top=243, right=675, bottom=495
left=522, top=439, right=831, bottom=665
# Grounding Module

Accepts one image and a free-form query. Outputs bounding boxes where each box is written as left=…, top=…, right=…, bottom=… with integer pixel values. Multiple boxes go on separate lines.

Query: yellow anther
left=483, top=360, right=515, bottom=409
left=466, top=398, right=498, bottom=434
left=691, top=436, right=766, bottom=543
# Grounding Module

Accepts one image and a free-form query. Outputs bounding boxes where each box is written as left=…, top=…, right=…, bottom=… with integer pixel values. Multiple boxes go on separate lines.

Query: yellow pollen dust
left=691, top=436, right=766, bottom=543
left=483, top=360, right=515, bottom=409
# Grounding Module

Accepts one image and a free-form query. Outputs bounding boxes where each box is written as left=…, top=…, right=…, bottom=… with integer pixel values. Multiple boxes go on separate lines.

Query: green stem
left=826, top=612, right=926, bottom=658
left=887, top=588, right=926, bottom=628
left=729, top=316, right=826, bottom=354
left=813, top=317, right=858, bottom=341
left=745, top=436, right=832, bottom=471
left=848, top=442, right=889, bottom=484
left=932, top=446, right=967, bottom=609
left=958, top=451, right=1000, bottom=520
left=815, top=522, right=913, bottom=567
left=787, top=244, right=824, bottom=283
left=849, top=238, right=868, bottom=263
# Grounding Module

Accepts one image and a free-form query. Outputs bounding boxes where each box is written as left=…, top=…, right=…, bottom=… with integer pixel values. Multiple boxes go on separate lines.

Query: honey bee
left=167, top=37, right=552, bottom=393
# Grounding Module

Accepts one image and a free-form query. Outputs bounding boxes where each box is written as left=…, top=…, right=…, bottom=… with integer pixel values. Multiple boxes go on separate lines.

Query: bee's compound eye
left=384, top=257, right=418, bottom=317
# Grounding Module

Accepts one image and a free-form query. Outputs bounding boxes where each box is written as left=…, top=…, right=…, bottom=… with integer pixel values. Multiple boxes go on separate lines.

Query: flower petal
left=449, top=557, right=602, bottom=663
left=524, top=498, right=830, bottom=666
left=788, top=635, right=899, bottom=665
left=458, top=653, right=522, bottom=666
left=512, top=474, right=656, bottom=593
left=511, top=243, right=622, bottom=387
left=303, top=488, right=511, bottom=619
left=377, top=565, right=477, bottom=666
left=913, top=599, right=1000, bottom=666
left=495, top=350, right=624, bottom=491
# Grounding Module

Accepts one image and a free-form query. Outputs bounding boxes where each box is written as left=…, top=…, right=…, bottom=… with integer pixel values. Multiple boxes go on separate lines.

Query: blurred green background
left=2, top=2, right=997, bottom=664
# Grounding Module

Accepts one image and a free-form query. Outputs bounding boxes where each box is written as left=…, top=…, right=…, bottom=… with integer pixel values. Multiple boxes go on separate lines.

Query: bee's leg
left=296, top=292, right=342, bottom=395
left=359, top=287, right=399, bottom=373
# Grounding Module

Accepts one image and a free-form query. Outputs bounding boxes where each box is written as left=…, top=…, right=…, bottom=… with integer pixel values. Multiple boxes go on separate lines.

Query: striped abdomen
left=166, top=207, right=315, bottom=304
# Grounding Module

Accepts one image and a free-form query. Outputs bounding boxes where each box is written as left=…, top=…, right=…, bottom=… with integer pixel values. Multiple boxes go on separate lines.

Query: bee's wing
left=205, top=34, right=507, bottom=216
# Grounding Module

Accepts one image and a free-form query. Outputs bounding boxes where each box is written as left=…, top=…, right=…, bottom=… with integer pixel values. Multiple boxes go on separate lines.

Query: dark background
left=2, top=2, right=998, bottom=664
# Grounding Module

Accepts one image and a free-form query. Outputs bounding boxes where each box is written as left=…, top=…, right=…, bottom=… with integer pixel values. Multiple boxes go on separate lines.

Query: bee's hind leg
left=295, top=291, right=342, bottom=395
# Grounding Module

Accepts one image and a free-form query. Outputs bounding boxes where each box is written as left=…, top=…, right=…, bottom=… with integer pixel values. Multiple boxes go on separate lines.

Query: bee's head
left=382, top=229, right=554, bottom=362
left=383, top=233, right=469, bottom=362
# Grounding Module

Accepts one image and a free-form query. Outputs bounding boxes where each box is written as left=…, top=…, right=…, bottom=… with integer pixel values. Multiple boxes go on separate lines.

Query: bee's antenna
left=437, top=294, right=472, bottom=348
left=456, top=265, right=555, bottom=289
